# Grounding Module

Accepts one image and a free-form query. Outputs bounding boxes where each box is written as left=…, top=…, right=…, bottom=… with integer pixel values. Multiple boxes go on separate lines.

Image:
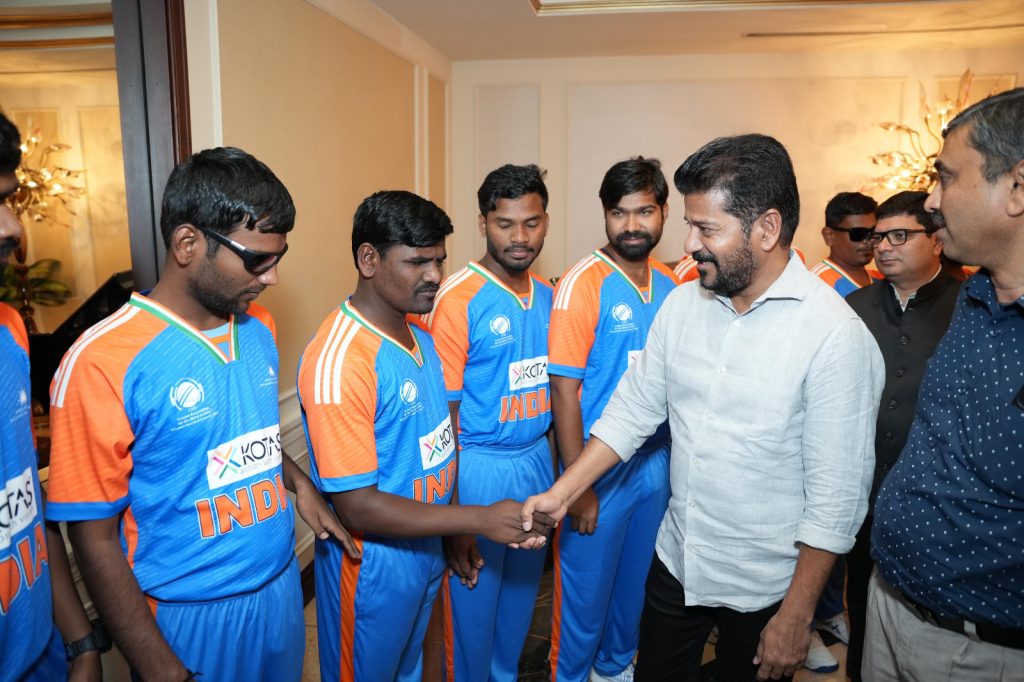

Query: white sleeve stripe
left=554, top=255, right=597, bottom=310
left=328, top=322, right=361, bottom=405
left=313, top=312, right=350, bottom=405
left=51, top=305, right=141, bottom=408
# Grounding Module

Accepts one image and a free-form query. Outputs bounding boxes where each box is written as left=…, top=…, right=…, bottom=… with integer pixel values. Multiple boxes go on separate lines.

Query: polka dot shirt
left=873, top=271, right=1024, bottom=629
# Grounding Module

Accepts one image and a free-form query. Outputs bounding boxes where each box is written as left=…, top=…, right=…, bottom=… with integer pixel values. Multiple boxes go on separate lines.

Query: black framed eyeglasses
left=828, top=226, right=875, bottom=242
left=196, top=225, right=288, bottom=274
left=866, top=229, right=929, bottom=247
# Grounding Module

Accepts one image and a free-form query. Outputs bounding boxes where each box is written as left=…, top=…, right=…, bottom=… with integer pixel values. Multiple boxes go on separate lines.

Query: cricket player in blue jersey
left=426, top=164, right=555, bottom=681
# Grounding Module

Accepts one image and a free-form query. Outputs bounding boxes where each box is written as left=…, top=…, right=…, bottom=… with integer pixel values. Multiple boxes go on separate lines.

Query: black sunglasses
left=829, top=226, right=874, bottom=242
left=196, top=225, right=288, bottom=274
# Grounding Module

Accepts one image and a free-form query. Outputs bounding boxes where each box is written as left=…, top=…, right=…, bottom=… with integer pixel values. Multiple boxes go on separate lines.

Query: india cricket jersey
left=548, top=250, right=678, bottom=681
left=550, top=250, right=677, bottom=470
left=810, top=258, right=883, bottom=297
left=46, top=294, right=295, bottom=602
left=0, top=303, right=53, bottom=678
left=298, top=299, right=455, bottom=682
left=425, top=262, right=553, bottom=448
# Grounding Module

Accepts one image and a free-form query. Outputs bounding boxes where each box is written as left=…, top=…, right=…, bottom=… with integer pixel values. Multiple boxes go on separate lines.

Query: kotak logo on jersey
left=418, top=416, right=455, bottom=470
left=508, top=355, right=548, bottom=391
left=1, top=467, right=37, bottom=551
left=206, top=425, right=282, bottom=490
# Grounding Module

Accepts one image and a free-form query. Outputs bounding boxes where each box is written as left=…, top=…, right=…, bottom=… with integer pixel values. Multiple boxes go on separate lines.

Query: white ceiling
left=368, top=0, right=1024, bottom=60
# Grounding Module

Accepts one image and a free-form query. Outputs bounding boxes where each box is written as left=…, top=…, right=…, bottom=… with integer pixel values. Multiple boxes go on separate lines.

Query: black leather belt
left=901, top=592, right=1024, bottom=651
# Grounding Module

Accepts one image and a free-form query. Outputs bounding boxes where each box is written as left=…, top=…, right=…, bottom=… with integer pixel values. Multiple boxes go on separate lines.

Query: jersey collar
left=593, top=249, right=653, bottom=304
left=342, top=300, right=423, bottom=366
left=129, top=292, right=238, bottom=364
left=468, top=261, right=535, bottom=310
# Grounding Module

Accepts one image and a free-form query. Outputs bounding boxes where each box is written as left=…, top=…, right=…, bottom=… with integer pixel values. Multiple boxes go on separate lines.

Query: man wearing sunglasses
left=46, top=147, right=355, bottom=681
left=809, top=192, right=883, bottom=298
left=805, top=190, right=884, bottom=671
left=842, top=191, right=961, bottom=681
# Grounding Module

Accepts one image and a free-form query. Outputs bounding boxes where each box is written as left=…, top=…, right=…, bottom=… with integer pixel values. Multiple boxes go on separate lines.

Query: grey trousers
left=864, top=570, right=1024, bottom=681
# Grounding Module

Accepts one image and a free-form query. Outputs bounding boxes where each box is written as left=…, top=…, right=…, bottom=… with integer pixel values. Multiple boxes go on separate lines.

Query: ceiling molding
left=529, top=0, right=945, bottom=15
left=0, top=11, right=112, bottom=30
left=746, top=21, right=1024, bottom=38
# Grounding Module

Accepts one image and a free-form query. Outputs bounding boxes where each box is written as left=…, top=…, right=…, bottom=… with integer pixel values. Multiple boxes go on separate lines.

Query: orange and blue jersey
left=425, top=261, right=553, bottom=448
left=45, top=293, right=295, bottom=602
left=550, top=250, right=677, bottom=459
left=810, top=257, right=883, bottom=298
left=1, top=303, right=54, bottom=678
left=426, top=262, right=555, bottom=682
left=674, top=246, right=806, bottom=283
left=547, top=251, right=677, bottom=681
left=298, top=299, right=454, bottom=682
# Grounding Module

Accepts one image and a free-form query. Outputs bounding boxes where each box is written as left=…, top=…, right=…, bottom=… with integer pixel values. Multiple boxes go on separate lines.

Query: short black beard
left=612, top=231, right=656, bottom=261
left=695, top=239, right=756, bottom=296
left=486, top=240, right=535, bottom=274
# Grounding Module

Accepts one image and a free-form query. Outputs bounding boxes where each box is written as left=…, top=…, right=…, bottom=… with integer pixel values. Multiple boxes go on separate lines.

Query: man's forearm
left=281, top=449, right=314, bottom=494
left=68, top=519, right=188, bottom=681
left=778, top=544, right=838, bottom=625
left=550, top=436, right=621, bottom=509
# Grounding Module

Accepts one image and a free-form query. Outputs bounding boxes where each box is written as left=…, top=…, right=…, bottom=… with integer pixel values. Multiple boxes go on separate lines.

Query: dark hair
left=944, top=87, right=1024, bottom=182
left=876, top=191, right=939, bottom=233
left=674, top=134, right=800, bottom=244
left=599, top=156, right=669, bottom=210
left=159, top=147, right=295, bottom=249
left=824, top=192, right=877, bottom=228
left=0, top=112, right=22, bottom=174
left=477, top=164, right=548, bottom=215
left=352, top=190, right=453, bottom=264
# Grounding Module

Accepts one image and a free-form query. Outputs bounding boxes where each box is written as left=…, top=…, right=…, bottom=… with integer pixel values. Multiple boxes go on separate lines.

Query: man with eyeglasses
left=804, top=191, right=883, bottom=671
left=867, top=88, right=1024, bottom=681
left=841, top=190, right=961, bottom=681
left=45, top=147, right=357, bottom=681
left=809, top=192, right=883, bottom=297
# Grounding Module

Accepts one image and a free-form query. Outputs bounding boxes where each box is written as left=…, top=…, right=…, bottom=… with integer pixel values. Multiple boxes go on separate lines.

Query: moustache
left=692, top=250, right=718, bottom=265
left=504, top=245, right=535, bottom=254
left=616, top=231, right=653, bottom=243
left=417, top=285, right=439, bottom=297
left=0, top=236, right=18, bottom=260
left=930, top=210, right=947, bottom=229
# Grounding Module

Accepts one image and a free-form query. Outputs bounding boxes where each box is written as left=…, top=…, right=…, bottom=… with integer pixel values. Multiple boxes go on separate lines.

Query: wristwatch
left=64, top=618, right=113, bottom=660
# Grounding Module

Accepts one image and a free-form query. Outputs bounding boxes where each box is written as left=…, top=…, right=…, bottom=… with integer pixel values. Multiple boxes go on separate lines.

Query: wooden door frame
left=112, top=0, right=190, bottom=291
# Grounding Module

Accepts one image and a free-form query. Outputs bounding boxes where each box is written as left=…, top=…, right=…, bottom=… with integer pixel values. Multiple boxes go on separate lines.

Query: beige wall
left=216, top=0, right=449, bottom=389
left=450, top=46, right=1022, bottom=279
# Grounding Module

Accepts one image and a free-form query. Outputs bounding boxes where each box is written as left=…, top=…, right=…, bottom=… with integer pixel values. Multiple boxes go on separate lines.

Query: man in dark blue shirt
left=868, top=88, right=1024, bottom=680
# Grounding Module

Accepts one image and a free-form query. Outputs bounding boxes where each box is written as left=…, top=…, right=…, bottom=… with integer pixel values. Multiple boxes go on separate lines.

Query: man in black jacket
left=843, top=190, right=961, bottom=681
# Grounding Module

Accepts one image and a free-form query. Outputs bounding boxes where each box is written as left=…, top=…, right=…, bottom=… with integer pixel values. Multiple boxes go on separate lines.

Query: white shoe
left=804, top=631, right=839, bottom=673
left=590, top=662, right=635, bottom=682
left=814, top=612, right=851, bottom=645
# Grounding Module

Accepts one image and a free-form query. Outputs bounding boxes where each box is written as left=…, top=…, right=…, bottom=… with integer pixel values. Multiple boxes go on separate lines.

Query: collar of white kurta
left=709, top=251, right=810, bottom=314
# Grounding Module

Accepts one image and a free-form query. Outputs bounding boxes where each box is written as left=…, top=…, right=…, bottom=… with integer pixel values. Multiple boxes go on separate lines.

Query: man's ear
left=757, top=209, right=783, bottom=253
left=821, top=225, right=834, bottom=247
left=170, top=224, right=201, bottom=267
left=1007, top=159, right=1024, bottom=218
left=355, top=242, right=380, bottom=278
left=478, top=214, right=487, bottom=237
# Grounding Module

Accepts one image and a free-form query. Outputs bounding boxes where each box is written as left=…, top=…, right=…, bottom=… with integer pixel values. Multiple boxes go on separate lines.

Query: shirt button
left=899, top=335, right=910, bottom=345
left=888, top=399, right=898, bottom=410
left=882, top=463, right=891, bottom=472
left=884, top=431, right=895, bottom=441
left=895, top=368, right=906, bottom=378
